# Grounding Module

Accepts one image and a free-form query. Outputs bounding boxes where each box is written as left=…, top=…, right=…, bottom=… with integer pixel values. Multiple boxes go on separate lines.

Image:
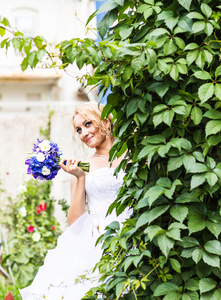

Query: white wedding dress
left=20, top=167, right=130, bottom=300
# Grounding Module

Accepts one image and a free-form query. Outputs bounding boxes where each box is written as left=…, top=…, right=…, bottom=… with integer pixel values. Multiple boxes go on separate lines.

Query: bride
left=20, top=102, right=130, bottom=300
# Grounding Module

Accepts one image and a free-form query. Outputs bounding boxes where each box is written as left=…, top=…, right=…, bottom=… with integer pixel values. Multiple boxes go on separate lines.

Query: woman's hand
left=59, top=159, right=85, bottom=178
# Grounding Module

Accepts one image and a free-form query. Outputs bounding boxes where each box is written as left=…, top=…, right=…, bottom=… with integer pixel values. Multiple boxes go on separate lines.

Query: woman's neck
left=95, top=138, right=113, bottom=156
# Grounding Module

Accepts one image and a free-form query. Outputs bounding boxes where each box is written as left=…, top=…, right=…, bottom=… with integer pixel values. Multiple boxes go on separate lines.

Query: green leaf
left=215, top=66, right=221, bottom=78
left=187, top=12, right=204, bottom=20
left=145, top=225, right=164, bottom=240
left=186, top=50, right=198, bottom=66
left=184, top=43, right=198, bottom=50
left=199, top=278, right=216, bottom=294
left=192, top=248, right=203, bottom=263
left=36, top=49, right=47, bottom=61
left=191, top=174, right=207, bottom=190
left=183, top=155, right=196, bottom=172
left=198, top=83, right=214, bottom=103
left=144, top=186, right=165, bottom=207
left=145, top=135, right=166, bottom=144
left=136, top=211, right=149, bottom=229
left=170, top=205, right=188, bottom=223
left=204, top=240, right=221, bottom=255
left=202, top=252, right=220, bottom=267
left=185, top=279, right=199, bottom=291
left=126, top=99, right=139, bottom=117
left=207, top=135, right=221, bottom=146
left=97, top=0, right=118, bottom=14
left=193, top=70, right=211, bottom=80
left=188, top=214, right=206, bottom=234
left=192, top=21, right=205, bottom=33
left=205, top=22, right=213, bottom=36
left=215, top=84, right=221, bottom=100
left=204, top=109, right=221, bottom=120
left=201, top=3, right=212, bottom=18
left=177, top=0, right=192, bottom=11
left=191, top=106, right=202, bottom=125
left=97, top=9, right=118, bottom=39
left=163, top=110, right=174, bottom=126
left=206, top=172, right=218, bottom=186
left=167, top=156, right=183, bottom=172
left=148, top=205, right=170, bottom=224
left=122, top=66, right=133, bottom=82
left=188, top=163, right=208, bottom=173
left=206, top=120, right=221, bottom=137
left=154, top=282, right=179, bottom=296
left=170, top=64, right=179, bottom=81
left=0, top=26, right=5, bottom=37
left=170, top=258, right=181, bottom=273
left=157, top=233, right=175, bottom=257
left=153, top=104, right=168, bottom=113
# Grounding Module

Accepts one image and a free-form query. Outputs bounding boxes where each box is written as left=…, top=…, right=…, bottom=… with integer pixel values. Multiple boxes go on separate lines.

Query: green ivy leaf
left=177, top=0, right=192, bottom=11
left=205, top=120, right=221, bottom=137
left=201, top=3, right=212, bottom=18
left=202, top=252, right=220, bottom=268
left=144, top=186, right=165, bottom=207
left=154, top=282, right=179, bottom=296
left=148, top=205, right=170, bottom=224
left=170, top=205, right=188, bottom=223
left=188, top=214, right=206, bottom=234
left=191, top=106, right=203, bottom=125
left=198, top=83, right=214, bottom=103
left=170, top=258, right=181, bottom=273
left=199, top=278, right=216, bottom=294
left=204, top=240, right=221, bottom=255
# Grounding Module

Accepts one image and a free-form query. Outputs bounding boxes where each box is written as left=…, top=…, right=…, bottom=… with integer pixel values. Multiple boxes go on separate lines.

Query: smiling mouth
left=85, top=137, right=93, bottom=143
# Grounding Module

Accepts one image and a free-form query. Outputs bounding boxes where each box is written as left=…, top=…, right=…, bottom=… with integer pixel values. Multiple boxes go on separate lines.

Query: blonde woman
left=20, top=102, right=130, bottom=300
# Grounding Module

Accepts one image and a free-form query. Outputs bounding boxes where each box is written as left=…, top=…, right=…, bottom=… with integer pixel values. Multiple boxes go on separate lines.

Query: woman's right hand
left=59, top=159, right=85, bottom=178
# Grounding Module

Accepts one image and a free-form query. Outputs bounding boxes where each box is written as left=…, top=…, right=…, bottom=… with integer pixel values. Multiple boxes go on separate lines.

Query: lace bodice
left=85, top=167, right=128, bottom=231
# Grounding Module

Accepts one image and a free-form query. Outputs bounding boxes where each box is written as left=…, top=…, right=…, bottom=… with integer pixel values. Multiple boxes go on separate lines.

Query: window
left=13, top=8, right=37, bottom=37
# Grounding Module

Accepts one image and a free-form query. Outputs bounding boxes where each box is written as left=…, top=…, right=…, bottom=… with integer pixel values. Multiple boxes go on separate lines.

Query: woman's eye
left=85, top=121, right=92, bottom=127
left=76, top=128, right=81, bottom=134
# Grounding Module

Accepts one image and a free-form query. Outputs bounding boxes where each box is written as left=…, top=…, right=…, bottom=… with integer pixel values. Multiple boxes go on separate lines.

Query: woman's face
left=74, top=113, right=107, bottom=148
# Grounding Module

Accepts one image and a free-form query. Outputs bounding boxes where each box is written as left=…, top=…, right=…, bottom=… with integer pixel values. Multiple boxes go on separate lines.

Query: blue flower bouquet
left=25, top=139, right=89, bottom=180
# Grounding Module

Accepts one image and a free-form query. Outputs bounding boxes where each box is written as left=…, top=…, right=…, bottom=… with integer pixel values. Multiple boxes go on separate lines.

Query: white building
left=0, top=0, right=97, bottom=227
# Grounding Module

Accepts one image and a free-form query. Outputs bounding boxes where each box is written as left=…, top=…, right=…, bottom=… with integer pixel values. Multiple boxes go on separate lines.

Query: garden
left=1, top=0, right=221, bottom=299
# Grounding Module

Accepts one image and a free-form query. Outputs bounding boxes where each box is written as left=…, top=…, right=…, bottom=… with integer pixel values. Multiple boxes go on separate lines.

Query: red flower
left=28, top=225, right=34, bottom=232
left=51, top=225, right=56, bottom=231
left=36, top=207, right=42, bottom=214
left=39, top=203, right=47, bottom=211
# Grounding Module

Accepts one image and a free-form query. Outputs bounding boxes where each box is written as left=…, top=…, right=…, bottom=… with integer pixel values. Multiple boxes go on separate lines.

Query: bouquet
left=25, top=139, right=90, bottom=180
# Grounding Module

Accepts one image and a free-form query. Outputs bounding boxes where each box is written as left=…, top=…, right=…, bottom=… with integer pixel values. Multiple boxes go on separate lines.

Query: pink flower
left=28, top=225, right=34, bottom=232
left=39, top=203, right=47, bottom=211
left=51, top=225, right=56, bottom=231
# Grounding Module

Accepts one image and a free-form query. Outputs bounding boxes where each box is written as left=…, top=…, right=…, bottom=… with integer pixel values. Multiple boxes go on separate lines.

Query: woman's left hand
left=59, top=159, right=85, bottom=178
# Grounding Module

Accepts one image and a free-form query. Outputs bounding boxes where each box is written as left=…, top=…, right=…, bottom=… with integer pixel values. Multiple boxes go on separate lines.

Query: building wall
left=0, top=0, right=97, bottom=228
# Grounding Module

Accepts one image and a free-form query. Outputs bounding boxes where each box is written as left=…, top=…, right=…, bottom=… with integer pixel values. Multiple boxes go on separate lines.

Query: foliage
left=0, top=180, right=61, bottom=288
left=1, top=0, right=221, bottom=298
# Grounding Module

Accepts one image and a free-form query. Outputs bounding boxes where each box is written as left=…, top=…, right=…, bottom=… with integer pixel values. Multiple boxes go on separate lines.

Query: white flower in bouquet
left=36, top=152, right=45, bottom=162
left=42, top=166, right=51, bottom=176
left=32, top=232, right=41, bottom=242
left=39, top=140, right=51, bottom=151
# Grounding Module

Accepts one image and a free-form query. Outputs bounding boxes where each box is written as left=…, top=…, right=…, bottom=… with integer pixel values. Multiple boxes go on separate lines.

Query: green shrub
left=0, top=179, right=61, bottom=288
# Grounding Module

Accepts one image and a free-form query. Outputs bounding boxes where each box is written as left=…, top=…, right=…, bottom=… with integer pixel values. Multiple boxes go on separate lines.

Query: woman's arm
left=67, top=175, right=86, bottom=225
left=59, top=159, right=86, bottom=226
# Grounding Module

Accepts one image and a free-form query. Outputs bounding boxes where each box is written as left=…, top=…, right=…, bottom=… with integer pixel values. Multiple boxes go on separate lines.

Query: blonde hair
left=72, top=102, right=114, bottom=140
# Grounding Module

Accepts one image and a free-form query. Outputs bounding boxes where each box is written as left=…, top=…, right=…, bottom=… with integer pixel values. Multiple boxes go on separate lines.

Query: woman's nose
left=81, top=127, right=88, bottom=137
